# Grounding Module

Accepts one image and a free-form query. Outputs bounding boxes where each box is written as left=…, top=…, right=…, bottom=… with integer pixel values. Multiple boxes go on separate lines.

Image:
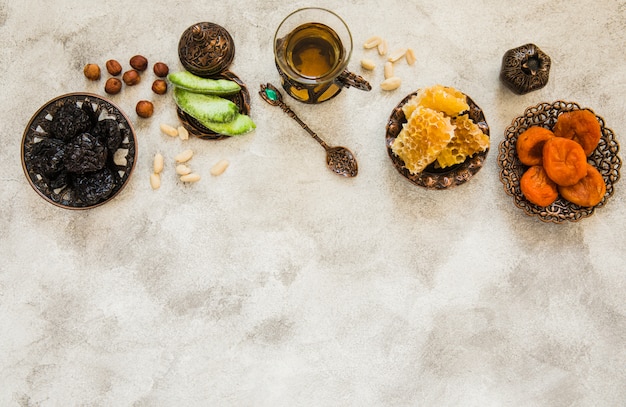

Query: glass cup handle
left=336, top=70, right=372, bottom=91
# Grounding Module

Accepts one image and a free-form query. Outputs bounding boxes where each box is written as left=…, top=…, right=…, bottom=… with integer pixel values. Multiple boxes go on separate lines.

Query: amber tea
left=273, top=8, right=370, bottom=103
left=281, top=22, right=345, bottom=80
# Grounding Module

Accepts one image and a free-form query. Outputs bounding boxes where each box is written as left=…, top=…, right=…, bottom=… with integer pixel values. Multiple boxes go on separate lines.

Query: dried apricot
left=542, top=137, right=587, bottom=186
left=516, top=126, right=554, bottom=166
left=553, top=109, right=601, bottom=156
left=520, top=165, right=559, bottom=206
left=558, top=164, right=606, bottom=207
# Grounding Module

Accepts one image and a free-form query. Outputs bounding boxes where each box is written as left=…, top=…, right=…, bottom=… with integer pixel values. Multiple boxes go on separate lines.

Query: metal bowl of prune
left=21, top=93, right=137, bottom=209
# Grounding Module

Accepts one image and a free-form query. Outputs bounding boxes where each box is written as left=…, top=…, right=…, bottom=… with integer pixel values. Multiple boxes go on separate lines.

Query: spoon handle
left=260, top=83, right=329, bottom=149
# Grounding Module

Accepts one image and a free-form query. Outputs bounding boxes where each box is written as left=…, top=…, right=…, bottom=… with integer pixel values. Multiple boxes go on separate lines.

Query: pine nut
left=174, top=149, right=193, bottom=163
left=150, top=173, right=160, bottom=190
left=177, top=125, right=189, bottom=140
left=160, top=123, right=178, bottom=137
left=388, top=48, right=407, bottom=63
left=377, top=39, right=388, bottom=56
left=384, top=61, right=394, bottom=79
left=176, top=164, right=192, bottom=175
left=180, top=173, right=201, bottom=183
left=363, top=36, right=382, bottom=49
left=380, top=76, right=401, bottom=91
left=210, top=159, right=230, bottom=176
left=153, top=153, right=164, bottom=174
left=406, top=48, right=416, bottom=65
left=360, top=59, right=376, bottom=70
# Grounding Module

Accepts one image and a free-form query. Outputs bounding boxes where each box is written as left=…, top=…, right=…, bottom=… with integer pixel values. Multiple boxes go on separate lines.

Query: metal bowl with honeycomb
left=385, top=89, right=490, bottom=189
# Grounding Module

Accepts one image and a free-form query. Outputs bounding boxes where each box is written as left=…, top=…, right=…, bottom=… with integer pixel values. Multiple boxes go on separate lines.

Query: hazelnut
left=105, top=59, right=122, bottom=76
left=136, top=100, right=154, bottom=118
left=151, top=79, right=168, bottom=95
left=153, top=62, right=169, bottom=77
left=122, top=69, right=141, bottom=86
left=130, top=55, right=148, bottom=71
left=83, top=63, right=101, bottom=80
left=104, top=78, right=122, bottom=94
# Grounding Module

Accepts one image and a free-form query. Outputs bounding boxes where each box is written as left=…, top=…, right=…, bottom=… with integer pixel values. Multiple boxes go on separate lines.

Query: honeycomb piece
left=436, top=114, right=490, bottom=168
left=391, top=106, right=455, bottom=174
left=401, top=95, right=420, bottom=120
left=403, top=84, right=469, bottom=118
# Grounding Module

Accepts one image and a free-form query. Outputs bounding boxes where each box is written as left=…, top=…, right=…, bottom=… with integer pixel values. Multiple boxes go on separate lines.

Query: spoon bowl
left=326, top=146, right=358, bottom=177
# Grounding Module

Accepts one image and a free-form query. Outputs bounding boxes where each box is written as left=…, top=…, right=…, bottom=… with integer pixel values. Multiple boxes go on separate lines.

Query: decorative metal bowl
left=176, top=71, right=250, bottom=140
left=21, top=93, right=136, bottom=209
left=498, top=101, right=621, bottom=223
left=500, top=43, right=551, bottom=95
left=385, top=90, right=490, bottom=189
left=176, top=22, right=251, bottom=140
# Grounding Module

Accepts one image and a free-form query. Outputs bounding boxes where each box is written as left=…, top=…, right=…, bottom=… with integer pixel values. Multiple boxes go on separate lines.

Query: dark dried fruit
left=50, top=104, right=92, bottom=142
left=92, top=119, right=123, bottom=152
left=29, top=138, right=66, bottom=178
left=74, top=168, right=116, bottom=205
left=49, top=171, right=70, bottom=190
left=81, top=102, right=99, bottom=128
left=64, top=133, right=108, bottom=174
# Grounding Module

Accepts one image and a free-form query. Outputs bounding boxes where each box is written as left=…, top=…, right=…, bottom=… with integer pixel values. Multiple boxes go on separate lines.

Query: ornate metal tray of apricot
left=21, top=93, right=136, bottom=209
left=498, top=101, right=621, bottom=223
left=385, top=90, right=490, bottom=189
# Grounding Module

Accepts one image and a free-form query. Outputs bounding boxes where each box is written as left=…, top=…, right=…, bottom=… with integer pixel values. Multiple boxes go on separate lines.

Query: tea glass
left=273, top=7, right=371, bottom=104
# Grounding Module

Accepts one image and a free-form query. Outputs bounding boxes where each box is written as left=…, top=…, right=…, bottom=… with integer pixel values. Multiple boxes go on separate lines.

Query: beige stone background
left=1, top=0, right=625, bottom=405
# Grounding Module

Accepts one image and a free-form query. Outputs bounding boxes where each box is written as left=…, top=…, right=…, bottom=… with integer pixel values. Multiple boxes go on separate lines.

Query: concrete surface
left=1, top=0, right=625, bottom=405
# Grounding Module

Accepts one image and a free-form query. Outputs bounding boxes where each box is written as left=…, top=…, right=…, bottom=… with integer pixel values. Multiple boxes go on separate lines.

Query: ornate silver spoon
left=259, top=83, right=358, bottom=177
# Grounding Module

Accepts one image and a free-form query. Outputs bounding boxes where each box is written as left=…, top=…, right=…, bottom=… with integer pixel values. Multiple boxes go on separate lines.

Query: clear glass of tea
left=274, top=7, right=371, bottom=104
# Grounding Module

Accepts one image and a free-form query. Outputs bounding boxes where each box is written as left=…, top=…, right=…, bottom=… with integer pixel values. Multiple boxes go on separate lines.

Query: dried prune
left=49, top=171, right=70, bottom=190
left=74, top=168, right=116, bottom=205
left=81, top=101, right=100, bottom=128
left=28, top=138, right=66, bottom=178
left=92, top=119, right=122, bottom=152
left=64, top=133, right=108, bottom=174
left=50, top=104, right=92, bottom=142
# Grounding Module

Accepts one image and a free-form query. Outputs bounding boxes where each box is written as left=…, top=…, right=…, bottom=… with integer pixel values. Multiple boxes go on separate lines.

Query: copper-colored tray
left=498, top=101, right=621, bottom=223
left=21, top=93, right=136, bottom=209
left=176, top=70, right=251, bottom=140
left=385, top=90, right=490, bottom=189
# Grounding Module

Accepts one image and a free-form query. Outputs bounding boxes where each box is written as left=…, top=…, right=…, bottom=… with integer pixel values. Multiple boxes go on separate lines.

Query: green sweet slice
left=167, top=71, right=241, bottom=95
left=174, top=87, right=238, bottom=124
left=200, top=113, right=256, bottom=136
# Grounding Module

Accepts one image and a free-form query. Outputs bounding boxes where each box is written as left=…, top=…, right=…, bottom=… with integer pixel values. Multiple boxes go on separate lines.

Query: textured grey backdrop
left=1, top=0, right=625, bottom=405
